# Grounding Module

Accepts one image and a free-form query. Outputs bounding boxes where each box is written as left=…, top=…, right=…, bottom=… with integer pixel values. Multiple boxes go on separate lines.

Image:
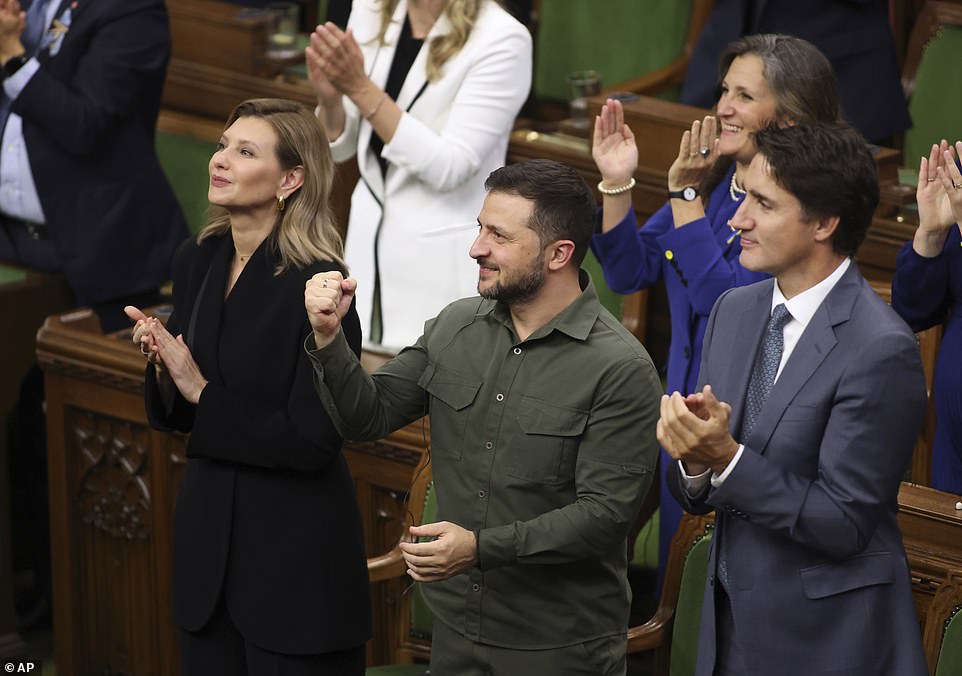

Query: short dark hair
left=484, top=160, right=596, bottom=267
left=753, top=123, right=878, bottom=257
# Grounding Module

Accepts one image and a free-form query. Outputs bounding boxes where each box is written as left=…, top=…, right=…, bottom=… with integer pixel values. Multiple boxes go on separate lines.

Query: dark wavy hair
left=484, top=160, right=596, bottom=267
left=753, top=122, right=878, bottom=257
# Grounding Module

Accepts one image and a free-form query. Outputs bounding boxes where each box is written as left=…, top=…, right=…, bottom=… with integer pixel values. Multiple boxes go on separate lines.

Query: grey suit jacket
left=669, top=264, right=928, bottom=675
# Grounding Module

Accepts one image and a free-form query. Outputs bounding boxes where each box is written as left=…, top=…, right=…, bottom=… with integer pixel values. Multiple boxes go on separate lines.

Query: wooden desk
left=36, top=308, right=423, bottom=674
left=898, top=482, right=962, bottom=625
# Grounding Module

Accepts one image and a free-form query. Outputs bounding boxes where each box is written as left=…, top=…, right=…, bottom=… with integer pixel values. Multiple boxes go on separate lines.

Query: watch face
left=683, top=186, right=697, bottom=201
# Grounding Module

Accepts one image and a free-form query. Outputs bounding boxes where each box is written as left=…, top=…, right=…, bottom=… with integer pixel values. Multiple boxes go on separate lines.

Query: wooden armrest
left=626, top=607, right=673, bottom=653
left=367, top=545, right=408, bottom=583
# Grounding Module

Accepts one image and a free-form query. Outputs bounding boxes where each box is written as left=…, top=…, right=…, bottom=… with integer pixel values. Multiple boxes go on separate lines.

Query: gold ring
left=927, top=178, right=937, bottom=182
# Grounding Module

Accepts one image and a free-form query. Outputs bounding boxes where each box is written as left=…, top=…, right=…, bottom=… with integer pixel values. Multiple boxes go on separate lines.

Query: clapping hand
left=306, top=22, right=368, bottom=100
left=592, top=99, right=638, bottom=189
left=667, top=115, right=720, bottom=192
left=125, top=305, right=207, bottom=404
left=914, top=140, right=962, bottom=257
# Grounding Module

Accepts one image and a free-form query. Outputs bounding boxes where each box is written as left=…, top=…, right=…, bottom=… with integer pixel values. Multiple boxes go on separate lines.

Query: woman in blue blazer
left=590, top=35, right=842, bottom=582
left=126, top=99, right=370, bottom=675
left=893, top=140, right=962, bottom=495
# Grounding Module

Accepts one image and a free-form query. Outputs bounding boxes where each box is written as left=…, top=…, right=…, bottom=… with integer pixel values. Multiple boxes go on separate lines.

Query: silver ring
left=699, top=147, right=710, bottom=159
left=927, top=178, right=937, bottom=182
left=322, top=279, right=328, bottom=288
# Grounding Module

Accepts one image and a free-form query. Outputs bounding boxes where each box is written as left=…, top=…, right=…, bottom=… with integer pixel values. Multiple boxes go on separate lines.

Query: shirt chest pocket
left=420, top=364, right=481, bottom=461
left=509, top=396, right=589, bottom=485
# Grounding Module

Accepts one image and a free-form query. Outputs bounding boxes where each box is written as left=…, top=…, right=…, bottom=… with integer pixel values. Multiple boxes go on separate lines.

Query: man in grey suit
left=660, top=122, right=928, bottom=676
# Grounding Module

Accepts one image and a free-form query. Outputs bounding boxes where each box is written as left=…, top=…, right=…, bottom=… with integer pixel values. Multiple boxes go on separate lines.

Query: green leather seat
left=935, top=603, right=962, bottom=676
left=668, top=531, right=711, bottom=676
left=156, top=131, right=213, bottom=235
left=903, top=24, right=962, bottom=167
left=366, top=480, right=436, bottom=674
left=534, top=1, right=694, bottom=102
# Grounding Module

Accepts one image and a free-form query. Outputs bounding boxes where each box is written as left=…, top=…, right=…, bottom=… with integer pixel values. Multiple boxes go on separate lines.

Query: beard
left=477, top=254, right=546, bottom=305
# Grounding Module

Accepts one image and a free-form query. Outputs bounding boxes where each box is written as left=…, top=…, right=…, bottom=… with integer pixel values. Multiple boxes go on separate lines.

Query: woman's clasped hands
left=124, top=305, right=208, bottom=404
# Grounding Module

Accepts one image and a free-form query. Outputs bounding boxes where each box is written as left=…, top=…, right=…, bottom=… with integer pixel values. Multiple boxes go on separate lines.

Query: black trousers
left=180, top=596, right=366, bottom=676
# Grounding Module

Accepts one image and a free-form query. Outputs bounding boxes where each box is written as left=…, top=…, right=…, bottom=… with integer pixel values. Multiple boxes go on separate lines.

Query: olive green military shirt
left=306, top=272, right=661, bottom=648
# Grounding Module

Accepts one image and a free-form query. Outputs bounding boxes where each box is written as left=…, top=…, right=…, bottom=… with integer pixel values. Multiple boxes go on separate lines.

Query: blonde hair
left=198, top=98, right=345, bottom=274
left=377, top=0, right=482, bottom=82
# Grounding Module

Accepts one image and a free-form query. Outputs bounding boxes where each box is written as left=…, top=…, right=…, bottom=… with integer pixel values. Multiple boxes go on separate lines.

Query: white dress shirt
left=0, top=0, right=60, bottom=224
left=682, top=258, right=852, bottom=491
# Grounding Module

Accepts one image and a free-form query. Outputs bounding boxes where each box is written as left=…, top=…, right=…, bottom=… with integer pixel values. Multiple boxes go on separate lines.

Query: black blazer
left=13, top=0, right=187, bottom=304
left=680, top=0, right=911, bottom=143
left=145, top=234, right=371, bottom=654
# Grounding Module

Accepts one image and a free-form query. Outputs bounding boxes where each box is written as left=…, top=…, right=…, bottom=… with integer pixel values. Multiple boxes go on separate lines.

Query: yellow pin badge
left=43, top=2, right=77, bottom=56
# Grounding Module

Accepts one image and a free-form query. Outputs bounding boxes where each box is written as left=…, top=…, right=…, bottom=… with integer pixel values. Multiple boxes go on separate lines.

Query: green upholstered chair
left=156, top=130, right=214, bottom=235
left=923, top=569, right=962, bottom=676
left=366, top=453, right=434, bottom=675
left=628, top=513, right=714, bottom=676
left=900, top=1, right=962, bottom=165
left=533, top=0, right=713, bottom=104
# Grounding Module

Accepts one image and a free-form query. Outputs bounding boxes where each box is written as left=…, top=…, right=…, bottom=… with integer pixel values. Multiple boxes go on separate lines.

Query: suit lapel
left=723, top=282, right=772, bottom=437
left=745, top=265, right=861, bottom=453
left=357, top=0, right=406, bottom=201
left=188, top=236, right=232, bottom=388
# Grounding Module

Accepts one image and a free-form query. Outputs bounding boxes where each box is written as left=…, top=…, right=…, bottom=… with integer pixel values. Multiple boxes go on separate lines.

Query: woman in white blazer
left=307, top=0, right=532, bottom=351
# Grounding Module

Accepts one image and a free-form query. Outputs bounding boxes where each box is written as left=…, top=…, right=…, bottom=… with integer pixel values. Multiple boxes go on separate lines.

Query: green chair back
left=0, top=264, right=27, bottom=285
left=669, top=532, right=712, bottom=676
left=935, top=605, right=962, bottom=676
left=408, top=481, right=437, bottom=640
left=631, top=507, right=660, bottom=569
left=156, top=131, right=213, bottom=235
left=904, top=25, right=962, bottom=167
left=534, top=1, right=693, bottom=102
left=365, top=481, right=436, bottom=676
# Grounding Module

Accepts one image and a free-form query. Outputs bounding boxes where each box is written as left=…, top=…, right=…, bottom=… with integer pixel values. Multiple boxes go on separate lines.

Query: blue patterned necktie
left=718, top=303, right=791, bottom=591
left=21, top=0, right=53, bottom=54
left=740, top=303, right=792, bottom=440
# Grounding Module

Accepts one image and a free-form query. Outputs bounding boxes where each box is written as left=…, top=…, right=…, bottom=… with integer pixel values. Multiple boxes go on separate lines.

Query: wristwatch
left=668, top=186, right=699, bottom=202
left=2, top=54, right=28, bottom=79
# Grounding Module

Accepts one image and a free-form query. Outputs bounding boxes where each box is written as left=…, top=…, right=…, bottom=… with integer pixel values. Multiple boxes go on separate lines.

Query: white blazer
left=330, top=0, right=532, bottom=351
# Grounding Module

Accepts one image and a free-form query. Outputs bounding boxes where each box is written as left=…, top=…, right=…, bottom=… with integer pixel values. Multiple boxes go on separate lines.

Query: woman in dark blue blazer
left=893, top=140, right=962, bottom=495
left=590, top=35, right=842, bottom=582
left=126, top=99, right=370, bottom=675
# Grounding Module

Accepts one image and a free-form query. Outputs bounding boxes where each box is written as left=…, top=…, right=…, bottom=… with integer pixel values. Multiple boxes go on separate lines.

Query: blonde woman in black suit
left=125, top=98, right=369, bottom=675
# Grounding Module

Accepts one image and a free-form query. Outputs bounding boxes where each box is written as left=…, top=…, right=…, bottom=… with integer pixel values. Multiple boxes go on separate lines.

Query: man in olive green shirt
left=304, top=160, right=662, bottom=675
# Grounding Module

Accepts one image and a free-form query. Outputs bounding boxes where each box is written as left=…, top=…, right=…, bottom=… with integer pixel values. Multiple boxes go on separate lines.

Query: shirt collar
left=772, top=257, right=850, bottom=328
left=486, top=269, right=601, bottom=343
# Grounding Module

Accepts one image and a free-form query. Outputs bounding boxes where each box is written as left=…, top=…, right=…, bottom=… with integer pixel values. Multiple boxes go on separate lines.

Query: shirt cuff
left=710, top=444, right=745, bottom=488
left=3, top=57, right=40, bottom=99
left=679, top=460, right=711, bottom=497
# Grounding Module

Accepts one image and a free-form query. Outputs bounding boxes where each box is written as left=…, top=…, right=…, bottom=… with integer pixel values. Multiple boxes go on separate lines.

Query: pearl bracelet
left=597, top=177, right=636, bottom=195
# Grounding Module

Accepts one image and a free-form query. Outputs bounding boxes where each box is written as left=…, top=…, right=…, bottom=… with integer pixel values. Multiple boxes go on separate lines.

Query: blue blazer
left=892, top=230, right=962, bottom=493
left=13, top=0, right=187, bottom=304
left=670, top=264, right=928, bottom=675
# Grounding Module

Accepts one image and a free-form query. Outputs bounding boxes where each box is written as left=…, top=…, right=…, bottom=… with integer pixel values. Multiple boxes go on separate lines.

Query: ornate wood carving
left=73, top=411, right=151, bottom=541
